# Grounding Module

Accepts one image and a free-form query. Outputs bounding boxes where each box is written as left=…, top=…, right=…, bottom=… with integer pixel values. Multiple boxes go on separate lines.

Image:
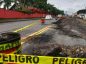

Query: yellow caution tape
left=0, top=53, right=86, bottom=64
left=0, top=40, right=20, bottom=51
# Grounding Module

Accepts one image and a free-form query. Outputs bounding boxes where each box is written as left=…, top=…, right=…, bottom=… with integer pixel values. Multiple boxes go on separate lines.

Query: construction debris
left=22, top=17, right=86, bottom=58
left=55, top=17, right=86, bottom=39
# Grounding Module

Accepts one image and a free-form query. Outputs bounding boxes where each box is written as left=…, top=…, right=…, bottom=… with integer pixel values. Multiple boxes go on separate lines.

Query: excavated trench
left=22, top=17, right=86, bottom=58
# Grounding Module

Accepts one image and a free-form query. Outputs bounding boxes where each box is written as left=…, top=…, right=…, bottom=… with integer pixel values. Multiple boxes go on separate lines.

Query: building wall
left=0, top=8, right=46, bottom=18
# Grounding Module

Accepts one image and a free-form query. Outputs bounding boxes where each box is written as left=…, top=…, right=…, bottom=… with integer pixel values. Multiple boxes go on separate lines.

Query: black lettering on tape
left=26, top=56, right=32, bottom=63
left=59, top=58, right=65, bottom=64
left=33, top=56, right=39, bottom=64
left=71, top=59, right=74, bottom=64
left=9, top=55, right=14, bottom=62
left=52, top=58, right=58, bottom=64
left=19, top=56, right=25, bottom=63
left=75, top=59, right=82, bottom=64
left=83, top=60, right=86, bottom=64
left=65, top=59, right=70, bottom=64
left=3, top=55, right=8, bottom=62
left=15, top=55, right=17, bottom=62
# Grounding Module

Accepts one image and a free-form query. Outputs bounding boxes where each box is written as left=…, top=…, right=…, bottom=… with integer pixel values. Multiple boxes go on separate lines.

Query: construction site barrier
left=0, top=53, right=85, bottom=64
left=0, top=32, right=21, bottom=54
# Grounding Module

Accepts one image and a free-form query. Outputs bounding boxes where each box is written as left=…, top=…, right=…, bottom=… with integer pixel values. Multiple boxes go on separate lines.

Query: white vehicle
left=45, top=15, right=53, bottom=20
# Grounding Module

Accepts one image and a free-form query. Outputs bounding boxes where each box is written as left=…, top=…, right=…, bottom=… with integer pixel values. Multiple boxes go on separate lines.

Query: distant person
left=40, top=18, right=45, bottom=25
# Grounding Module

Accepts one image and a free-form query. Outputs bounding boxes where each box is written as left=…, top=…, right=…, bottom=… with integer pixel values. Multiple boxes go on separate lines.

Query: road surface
left=0, top=19, right=55, bottom=54
left=1, top=18, right=86, bottom=57
left=0, top=19, right=54, bottom=36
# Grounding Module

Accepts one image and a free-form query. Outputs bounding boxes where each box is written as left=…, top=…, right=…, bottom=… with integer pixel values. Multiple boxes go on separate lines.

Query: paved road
left=0, top=19, right=39, bottom=33
left=0, top=19, right=55, bottom=54
left=0, top=19, right=54, bottom=36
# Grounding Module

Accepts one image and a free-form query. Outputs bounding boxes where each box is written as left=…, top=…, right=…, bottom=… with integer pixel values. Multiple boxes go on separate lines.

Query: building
left=77, top=9, right=86, bottom=19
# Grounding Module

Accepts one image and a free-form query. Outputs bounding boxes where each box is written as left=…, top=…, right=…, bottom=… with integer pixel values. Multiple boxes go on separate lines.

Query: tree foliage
left=33, top=2, right=64, bottom=15
left=0, top=0, right=64, bottom=15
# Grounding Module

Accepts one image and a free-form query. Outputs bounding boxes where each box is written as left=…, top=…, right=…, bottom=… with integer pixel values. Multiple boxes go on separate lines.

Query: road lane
left=0, top=19, right=39, bottom=33
left=21, top=25, right=51, bottom=44
left=18, top=19, right=54, bottom=37
left=13, top=22, right=37, bottom=32
left=0, top=19, right=54, bottom=41
left=0, top=19, right=55, bottom=54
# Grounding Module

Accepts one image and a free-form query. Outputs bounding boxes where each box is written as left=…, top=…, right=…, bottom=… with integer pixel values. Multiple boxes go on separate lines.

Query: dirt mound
left=57, top=17, right=86, bottom=39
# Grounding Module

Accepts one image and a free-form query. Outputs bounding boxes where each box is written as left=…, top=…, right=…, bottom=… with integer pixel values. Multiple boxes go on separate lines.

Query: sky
left=47, top=0, right=86, bottom=14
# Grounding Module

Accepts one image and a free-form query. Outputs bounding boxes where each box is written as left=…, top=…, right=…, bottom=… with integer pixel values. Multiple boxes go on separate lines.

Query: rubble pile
left=23, top=17, right=86, bottom=58
left=57, top=17, right=86, bottom=39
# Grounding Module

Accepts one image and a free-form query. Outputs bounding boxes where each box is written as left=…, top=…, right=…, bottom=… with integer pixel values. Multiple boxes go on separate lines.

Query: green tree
left=0, top=0, right=64, bottom=15
left=33, top=2, right=64, bottom=15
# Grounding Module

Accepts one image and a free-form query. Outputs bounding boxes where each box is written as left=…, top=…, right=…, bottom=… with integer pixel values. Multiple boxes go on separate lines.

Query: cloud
left=47, top=0, right=86, bottom=14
